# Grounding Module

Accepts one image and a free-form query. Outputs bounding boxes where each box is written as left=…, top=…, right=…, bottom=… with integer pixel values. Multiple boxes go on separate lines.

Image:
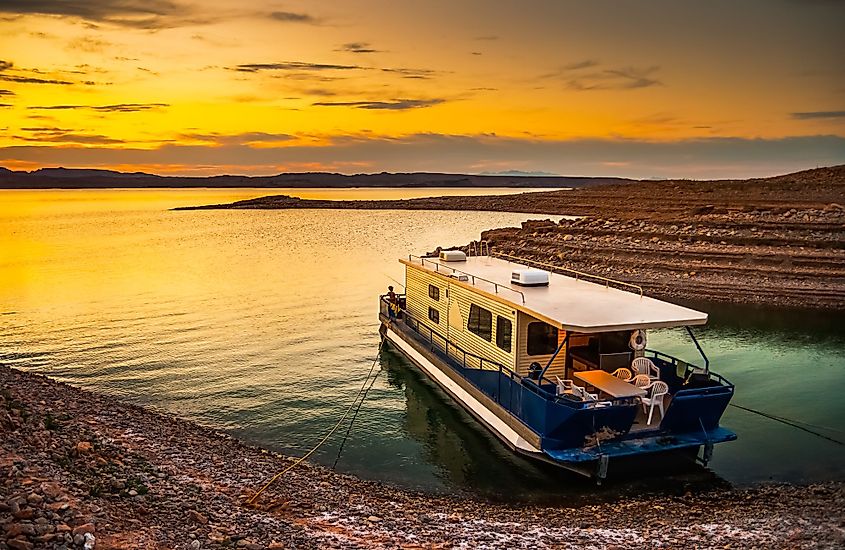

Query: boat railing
left=381, top=296, right=633, bottom=410
left=490, top=251, right=644, bottom=297
left=644, top=349, right=733, bottom=389
left=407, top=255, right=526, bottom=303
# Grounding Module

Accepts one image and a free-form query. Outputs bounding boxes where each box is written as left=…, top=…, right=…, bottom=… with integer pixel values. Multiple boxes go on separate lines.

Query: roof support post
left=685, top=326, right=710, bottom=373
left=538, top=330, right=569, bottom=382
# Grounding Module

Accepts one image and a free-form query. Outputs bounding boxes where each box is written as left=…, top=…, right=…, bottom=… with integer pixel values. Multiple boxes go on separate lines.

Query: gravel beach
left=2, top=366, right=843, bottom=549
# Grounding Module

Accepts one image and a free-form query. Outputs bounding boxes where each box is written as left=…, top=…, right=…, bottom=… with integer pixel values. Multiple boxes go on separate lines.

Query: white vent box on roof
left=511, top=268, right=549, bottom=287
left=439, top=250, right=467, bottom=262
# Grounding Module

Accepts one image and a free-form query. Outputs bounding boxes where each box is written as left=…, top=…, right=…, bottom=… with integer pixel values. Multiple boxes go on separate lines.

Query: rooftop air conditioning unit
left=511, top=268, right=549, bottom=287
left=439, top=250, right=467, bottom=262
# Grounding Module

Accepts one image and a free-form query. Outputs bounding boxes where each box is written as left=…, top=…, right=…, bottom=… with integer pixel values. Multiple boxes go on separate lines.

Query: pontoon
left=378, top=249, right=736, bottom=481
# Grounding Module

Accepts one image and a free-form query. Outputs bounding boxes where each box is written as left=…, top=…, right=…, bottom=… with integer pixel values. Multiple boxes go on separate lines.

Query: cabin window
left=527, top=322, right=559, bottom=355
left=467, top=304, right=492, bottom=341
left=428, top=307, right=440, bottom=324
left=428, top=284, right=440, bottom=301
left=496, top=316, right=512, bottom=352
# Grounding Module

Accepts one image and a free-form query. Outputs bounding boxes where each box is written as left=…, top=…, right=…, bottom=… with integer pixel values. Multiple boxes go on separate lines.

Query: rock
left=128, top=489, right=138, bottom=497
left=188, top=510, right=209, bottom=525
left=268, top=543, right=286, bottom=549
left=75, top=441, right=93, bottom=454
left=72, top=523, right=95, bottom=536
left=367, top=515, right=383, bottom=522
left=40, top=482, right=62, bottom=500
left=6, top=523, right=37, bottom=537
left=7, top=539, right=34, bottom=550
left=563, top=234, right=574, bottom=241
left=191, top=540, right=201, bottom=549
left=236, top=542, right=262, bottom=550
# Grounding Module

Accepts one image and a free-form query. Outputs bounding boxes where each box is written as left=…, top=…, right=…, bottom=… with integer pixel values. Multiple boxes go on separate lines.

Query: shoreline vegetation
left=177, top=165, right=845, bottom=311
left=2, top=366, right=843, bottom=549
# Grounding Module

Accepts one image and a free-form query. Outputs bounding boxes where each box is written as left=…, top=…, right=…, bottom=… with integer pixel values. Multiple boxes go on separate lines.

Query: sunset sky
left=1, top=0, right=843, bottom=178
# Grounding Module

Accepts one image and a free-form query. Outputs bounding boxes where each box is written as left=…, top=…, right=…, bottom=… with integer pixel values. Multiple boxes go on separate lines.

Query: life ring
left=629, top=329, right=647, bottom=351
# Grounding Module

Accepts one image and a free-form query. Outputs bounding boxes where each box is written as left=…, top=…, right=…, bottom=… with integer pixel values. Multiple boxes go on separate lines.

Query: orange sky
left=1, top=0, right=843, bottom=178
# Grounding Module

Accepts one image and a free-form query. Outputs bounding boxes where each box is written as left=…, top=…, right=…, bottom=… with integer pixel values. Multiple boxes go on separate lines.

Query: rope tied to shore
left=729, top=403, right=844, bottom=446
left=247, top=337, right=386, bottom=505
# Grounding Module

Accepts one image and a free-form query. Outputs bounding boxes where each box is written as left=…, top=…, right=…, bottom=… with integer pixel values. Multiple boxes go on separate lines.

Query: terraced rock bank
left=180, top=165, right=845, bottom=310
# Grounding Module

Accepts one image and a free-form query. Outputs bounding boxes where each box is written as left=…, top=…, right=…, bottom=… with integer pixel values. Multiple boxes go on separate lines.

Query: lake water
left=1, top=189, right=843, bottom=503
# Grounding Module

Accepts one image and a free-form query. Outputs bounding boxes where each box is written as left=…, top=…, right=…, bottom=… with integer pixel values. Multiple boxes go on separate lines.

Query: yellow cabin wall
left=405, top=264, right=516, bottom=371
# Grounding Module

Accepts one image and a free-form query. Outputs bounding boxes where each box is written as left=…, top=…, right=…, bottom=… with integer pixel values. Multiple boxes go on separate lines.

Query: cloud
left=0, top=103, right=11, bottom=108
left=0, top=0, right=210, bottom=29
left=28, top=103, right=169, bottom=113
left=336, top=42, right=381, bottom=54
left=474, top=35, right=499, bottom=41
left=0, top=89, right=14, bottom=96
left=544, top=61, right=662, bottom=91
left=230, top=62, right=362, bottom=72
left=18, top=128, right=125, bottom=145
left=0, top=60, right=12, bottom=71
left=380, top=67, right=439, bottom=79
left=179, top=131, right=295, bottom=145
left=0, top=74, right=74, bottom=85
left=269, top=11, right=318, bottom=24
left=66, top=36, right=114, bottom=53
left=312, top=99, right=446, bottom=110
left=791, top=110, right=845, bottom=120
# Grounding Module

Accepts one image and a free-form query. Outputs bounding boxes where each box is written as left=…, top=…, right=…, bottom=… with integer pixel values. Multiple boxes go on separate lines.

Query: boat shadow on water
left=380, top=347, right=732, bottom=505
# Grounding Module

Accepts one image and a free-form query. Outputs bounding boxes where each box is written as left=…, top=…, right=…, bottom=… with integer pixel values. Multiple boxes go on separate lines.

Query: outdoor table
left=574, top=370, right=647, bottom=398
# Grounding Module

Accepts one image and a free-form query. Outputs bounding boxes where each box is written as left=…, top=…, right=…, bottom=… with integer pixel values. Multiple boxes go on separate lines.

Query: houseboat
left=378, top=249, right=736, bottom=481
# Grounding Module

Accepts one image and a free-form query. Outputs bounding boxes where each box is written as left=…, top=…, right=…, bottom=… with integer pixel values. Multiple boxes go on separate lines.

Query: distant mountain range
left=0, top=167, right=630, bottom=189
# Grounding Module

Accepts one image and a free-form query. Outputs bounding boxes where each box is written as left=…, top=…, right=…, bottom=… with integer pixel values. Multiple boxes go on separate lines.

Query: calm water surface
left=1, top=189, right=843, bottom=502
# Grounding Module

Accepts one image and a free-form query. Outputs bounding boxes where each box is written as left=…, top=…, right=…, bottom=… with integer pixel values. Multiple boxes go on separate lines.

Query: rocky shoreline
left=2, top=366, right=844, bottom=549
left=177, top=166, right=845, bottom=310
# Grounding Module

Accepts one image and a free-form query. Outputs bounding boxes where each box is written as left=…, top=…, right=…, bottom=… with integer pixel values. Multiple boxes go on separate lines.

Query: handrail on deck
left=490, top=251, right=644, bottom=297
left=407, top=254, right=526, bottom=303
left=381, top=296, right=635, bottom=409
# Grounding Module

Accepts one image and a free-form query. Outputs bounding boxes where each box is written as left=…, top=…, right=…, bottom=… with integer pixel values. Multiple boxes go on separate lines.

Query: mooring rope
left=247, top=337, right=385, bottom=505
left=729, top=403, right=844, bottom=446
left=332, top=365, right=383, bottom=469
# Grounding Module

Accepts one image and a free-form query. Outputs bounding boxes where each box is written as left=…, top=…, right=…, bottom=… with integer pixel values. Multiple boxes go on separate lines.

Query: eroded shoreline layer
left=178, top=166, right=845, bottom=310
left=2, top=366, right=844, bottom=549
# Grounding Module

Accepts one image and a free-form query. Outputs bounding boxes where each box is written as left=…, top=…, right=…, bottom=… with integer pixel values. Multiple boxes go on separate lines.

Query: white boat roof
left=401, top=255, right=707, bottom=333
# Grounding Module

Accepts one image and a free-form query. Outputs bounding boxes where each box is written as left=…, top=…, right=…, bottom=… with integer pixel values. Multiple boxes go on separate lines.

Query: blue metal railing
left=644, top=349, right=733, bottom=389
left=380, top=296, right=634, bottom=412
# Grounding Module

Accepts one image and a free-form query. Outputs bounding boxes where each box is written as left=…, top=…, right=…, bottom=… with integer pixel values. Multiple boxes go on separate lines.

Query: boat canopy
left=401, top=255, right=707, bottom=333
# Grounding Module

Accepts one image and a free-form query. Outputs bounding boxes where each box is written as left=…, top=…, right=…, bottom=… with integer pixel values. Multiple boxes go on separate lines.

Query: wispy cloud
left=791, top=110, right=845, bottom=120
left=18, top=127, right=125, bottom=144
left=0, top=0, right=212, bottom=29
left=269, top=11, right=318, bottom=24
left=336, top=42, right=381, bottom=54
left=544, top=61, right=662, bottom=91
left=28, top=103, right=169, bottom=113
left=0, top=89, right=14, bottom=96
left=380, top=67, right=439, bottom=79
left=230, top=62, right=362, bottom=73
left=179, top=131, right=295, bottom=145
left=312, top=99, right=445, bottom=110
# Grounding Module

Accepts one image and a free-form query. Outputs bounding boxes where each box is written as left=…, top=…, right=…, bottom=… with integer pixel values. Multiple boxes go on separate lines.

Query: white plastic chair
left=640, top=381, right=669, bottom=424
left=632, top=357, right=660, bottom=380
left=631, top=374, right=652, bottom=389
left=572, top=385, right=598, bottom=401
left=555, top=376, right=574, bottom=396
left=611, top=367, right=633, bottom=381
